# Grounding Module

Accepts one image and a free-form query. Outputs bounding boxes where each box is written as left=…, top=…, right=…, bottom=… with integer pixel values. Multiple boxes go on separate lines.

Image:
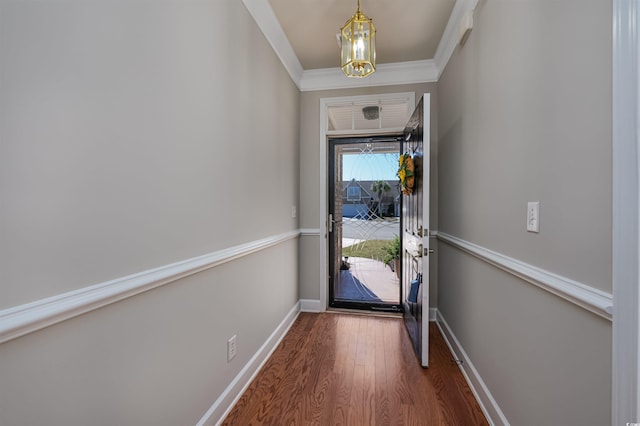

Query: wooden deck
left=222, top=312, right=488, bottom=425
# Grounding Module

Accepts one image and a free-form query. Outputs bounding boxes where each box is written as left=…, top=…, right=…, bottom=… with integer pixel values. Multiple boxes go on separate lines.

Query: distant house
left=341, top=179, right=400, bottom=218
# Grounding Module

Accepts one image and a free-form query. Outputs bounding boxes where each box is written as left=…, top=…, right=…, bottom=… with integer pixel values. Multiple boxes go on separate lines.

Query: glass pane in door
left=329, top=137, right=402, bottom=311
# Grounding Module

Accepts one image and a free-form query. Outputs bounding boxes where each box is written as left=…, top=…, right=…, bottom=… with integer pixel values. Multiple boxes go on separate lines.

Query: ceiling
left=268, top=0, right=456, bottom=70
left=242, top=0, right=476, bottom=90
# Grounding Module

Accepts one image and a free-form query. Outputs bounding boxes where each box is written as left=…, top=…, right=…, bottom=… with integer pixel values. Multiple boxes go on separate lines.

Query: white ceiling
left=268, top=0, right=456, bottom=70
left=242, top=0, right=478, bottom=90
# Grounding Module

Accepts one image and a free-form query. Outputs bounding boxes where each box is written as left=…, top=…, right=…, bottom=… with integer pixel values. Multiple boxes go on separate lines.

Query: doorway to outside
left=328, top=136, right=402, bottom=312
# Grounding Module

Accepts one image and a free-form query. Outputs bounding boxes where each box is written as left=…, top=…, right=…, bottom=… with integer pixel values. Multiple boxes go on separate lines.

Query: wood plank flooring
left=222, top=312, right=488, bottom=425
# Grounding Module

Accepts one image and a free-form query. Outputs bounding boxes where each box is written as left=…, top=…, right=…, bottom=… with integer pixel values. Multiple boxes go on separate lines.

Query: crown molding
left=434, top=0, right=479, bottom=75
left=242, top=0, right=476, bottom=91
left=299, top=60, right=438, bottom=92
left=241, top=0, right=304, bottom=85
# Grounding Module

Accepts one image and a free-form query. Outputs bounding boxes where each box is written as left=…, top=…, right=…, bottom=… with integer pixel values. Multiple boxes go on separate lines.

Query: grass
left=342, top=239, right=395, bottom=262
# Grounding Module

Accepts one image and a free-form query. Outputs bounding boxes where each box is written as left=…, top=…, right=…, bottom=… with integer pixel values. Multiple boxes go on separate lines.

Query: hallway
left=0, top=1, right=631, bottom=424
left=222, top=312, right=488, bottom=425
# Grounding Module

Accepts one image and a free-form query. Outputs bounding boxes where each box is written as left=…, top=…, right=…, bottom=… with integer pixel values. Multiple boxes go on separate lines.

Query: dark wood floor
left=222, top=312, right=488, bottom=425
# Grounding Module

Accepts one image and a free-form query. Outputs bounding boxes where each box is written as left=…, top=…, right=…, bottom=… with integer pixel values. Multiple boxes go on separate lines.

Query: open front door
left=401, top=94, right=430, bottom=367
left=328, top=137, right=402, bottom=312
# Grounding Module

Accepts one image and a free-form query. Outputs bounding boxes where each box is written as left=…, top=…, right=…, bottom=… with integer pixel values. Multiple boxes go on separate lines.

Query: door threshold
left=326, top=307, right=403, bottom=319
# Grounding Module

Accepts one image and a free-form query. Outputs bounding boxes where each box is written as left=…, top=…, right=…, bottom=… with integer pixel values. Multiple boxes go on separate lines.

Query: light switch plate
left=227, top=335, right=237, bottom=362
left=527, top=202, right=540, bottom=233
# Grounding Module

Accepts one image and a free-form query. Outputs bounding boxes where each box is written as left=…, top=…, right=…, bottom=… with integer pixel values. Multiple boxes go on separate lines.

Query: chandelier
left=340, top=0, right=376, bottom=78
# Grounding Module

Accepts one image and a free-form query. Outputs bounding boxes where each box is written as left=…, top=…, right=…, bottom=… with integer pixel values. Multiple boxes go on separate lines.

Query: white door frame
left=612, top=1, right=640, bottom=423
left=319, top=92, right=416, bottom=311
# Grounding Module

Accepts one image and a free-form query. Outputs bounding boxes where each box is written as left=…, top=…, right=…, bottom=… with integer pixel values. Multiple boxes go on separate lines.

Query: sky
left=342, top=152, right=399, bottom=181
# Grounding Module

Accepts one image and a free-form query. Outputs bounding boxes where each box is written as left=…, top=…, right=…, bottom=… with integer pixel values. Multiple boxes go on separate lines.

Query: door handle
left=328, top=214, right=342, bottom=233
left=418, top=244, right=435, bottom=257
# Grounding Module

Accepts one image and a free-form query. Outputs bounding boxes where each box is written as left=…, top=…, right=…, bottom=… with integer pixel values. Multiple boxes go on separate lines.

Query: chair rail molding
left=437, top=232, right=613, bottom=320
left=0, top=230, right=301, bottom=344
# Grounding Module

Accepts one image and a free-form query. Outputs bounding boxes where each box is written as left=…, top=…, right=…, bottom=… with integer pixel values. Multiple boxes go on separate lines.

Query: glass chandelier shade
left=340, top=0, right=376, bottom=78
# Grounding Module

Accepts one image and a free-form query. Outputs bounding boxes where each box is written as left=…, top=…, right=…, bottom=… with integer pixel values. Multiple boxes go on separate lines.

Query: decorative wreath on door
left=397, top=153, right=415, bottom=195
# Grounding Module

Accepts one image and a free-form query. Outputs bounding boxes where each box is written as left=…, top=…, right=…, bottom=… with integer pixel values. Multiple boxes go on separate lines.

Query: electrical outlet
left=527, top=202, right=540, bottom=233
left=291, top=205, right=297, bottom=218
left=227, top=335, right=237, bottom=362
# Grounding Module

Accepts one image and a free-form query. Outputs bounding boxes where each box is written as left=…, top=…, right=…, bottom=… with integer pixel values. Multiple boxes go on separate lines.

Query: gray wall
left=0, top=0, right=299, bottom=424
left=437, top=0, right=612, bottom=424
left=299, top=83, right=439, bottom=305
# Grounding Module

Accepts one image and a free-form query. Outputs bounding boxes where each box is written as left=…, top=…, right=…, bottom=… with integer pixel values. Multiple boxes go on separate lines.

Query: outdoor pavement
left=335, top=256, right=399, bottom=303
left=336, top=218, right=400, bottom=304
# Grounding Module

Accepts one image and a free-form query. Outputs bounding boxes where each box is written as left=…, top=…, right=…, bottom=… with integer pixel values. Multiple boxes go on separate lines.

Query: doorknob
left=328, top=214, right=342, bottom=233
left=419, top=244, right=434, bottom=256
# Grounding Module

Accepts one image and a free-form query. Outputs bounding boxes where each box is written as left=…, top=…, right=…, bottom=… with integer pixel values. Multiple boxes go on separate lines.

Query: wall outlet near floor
left=527, top=202, right=540, bottom=233
left=227, top=335, right=237, bottom=362
left=291, top=205, right=297, bottom=218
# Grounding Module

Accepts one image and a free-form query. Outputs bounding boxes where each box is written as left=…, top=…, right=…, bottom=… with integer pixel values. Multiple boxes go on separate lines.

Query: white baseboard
left=300, top=299, right=323, bottom=312
left=429, top=307, right=437, bottom=321
left=196, top=301, right=301, bottom=426
left=436, top=310, right=509, bottom=426
left=196, top=304, right=491, bottom=425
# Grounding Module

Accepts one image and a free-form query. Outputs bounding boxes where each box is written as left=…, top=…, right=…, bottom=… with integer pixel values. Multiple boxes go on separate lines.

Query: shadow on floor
left=334, top=257, right=399, bottom=303
left=336, top=270, right=383, bottom=302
